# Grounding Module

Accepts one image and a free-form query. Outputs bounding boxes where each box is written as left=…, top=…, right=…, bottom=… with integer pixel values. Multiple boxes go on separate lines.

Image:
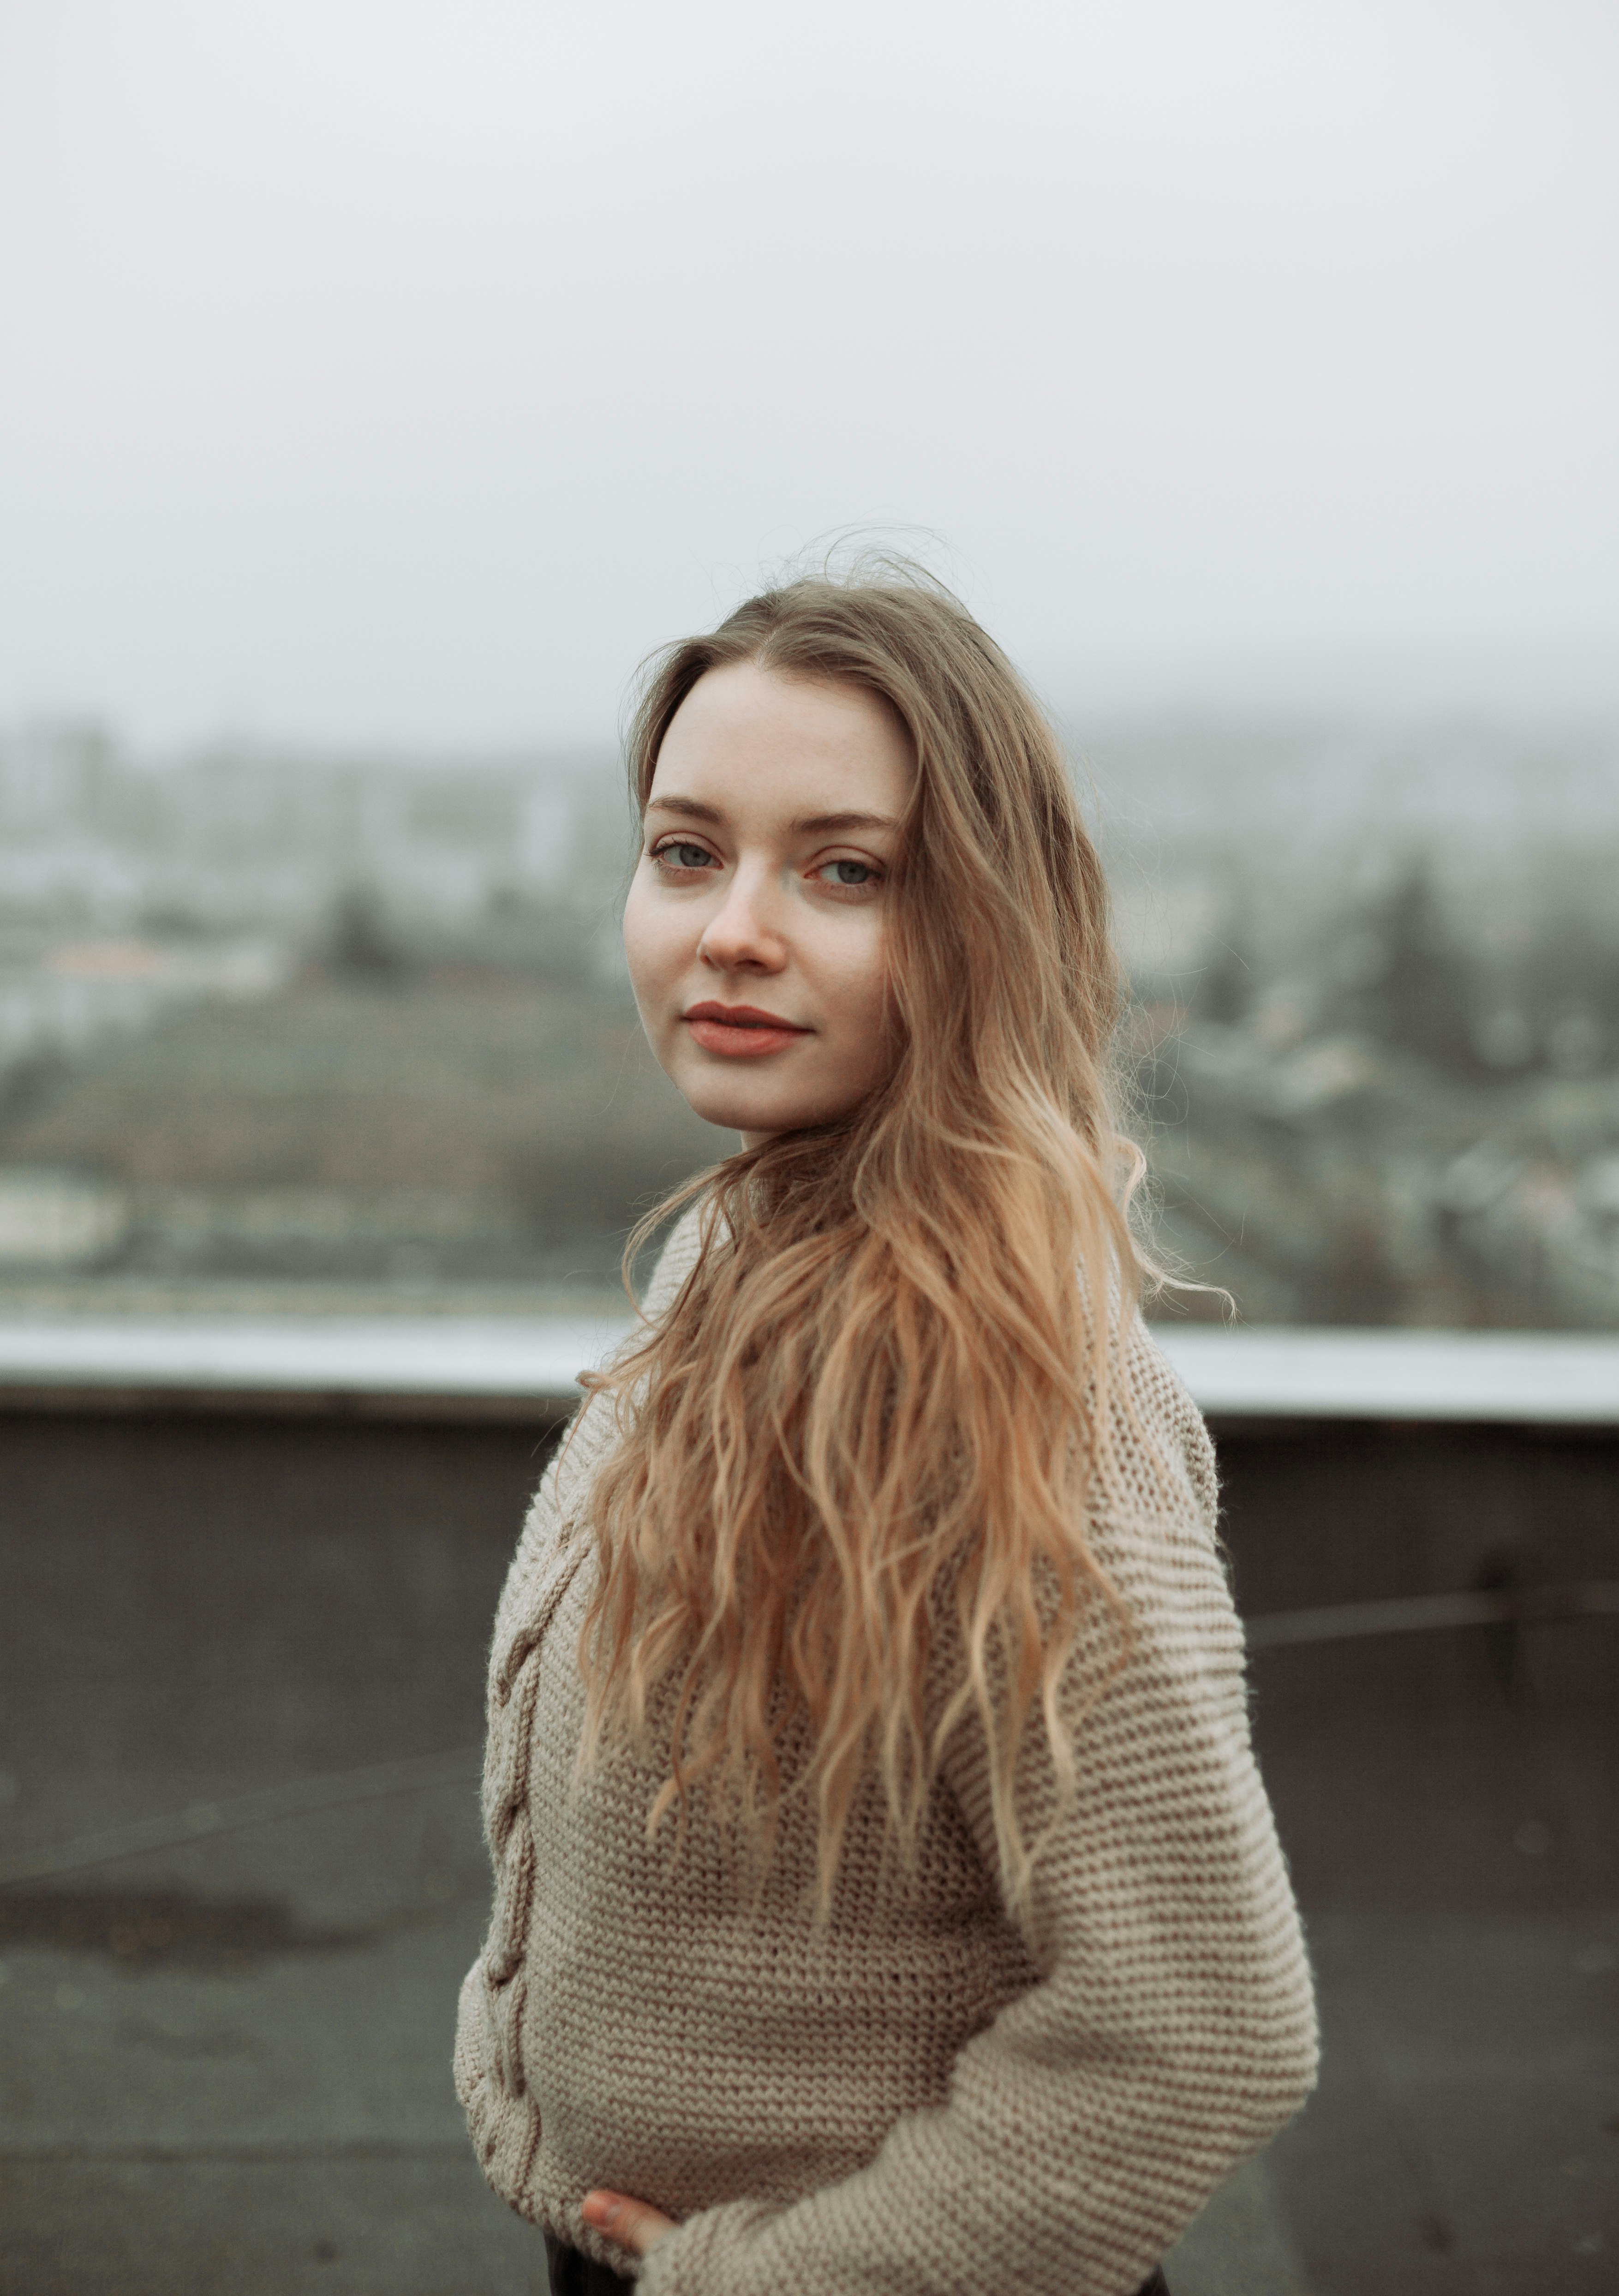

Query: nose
left=696, top=860, right=787, bottom=975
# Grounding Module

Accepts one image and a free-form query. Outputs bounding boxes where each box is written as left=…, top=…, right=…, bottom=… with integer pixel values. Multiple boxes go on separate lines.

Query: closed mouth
left=682, top=1003, right=810, bottom=1031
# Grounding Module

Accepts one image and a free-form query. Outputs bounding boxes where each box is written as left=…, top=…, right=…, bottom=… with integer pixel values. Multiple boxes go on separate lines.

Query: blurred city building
left=0, top=712, right=1616, bottom=1324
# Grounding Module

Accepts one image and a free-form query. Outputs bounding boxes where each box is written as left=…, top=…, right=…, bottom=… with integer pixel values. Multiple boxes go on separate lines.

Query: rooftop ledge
left=0, top=1316, right=1614, bottom=1426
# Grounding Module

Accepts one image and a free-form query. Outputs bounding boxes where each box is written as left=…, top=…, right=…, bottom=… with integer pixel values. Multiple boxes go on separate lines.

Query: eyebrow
left=644, top=796, right=900, bottom=835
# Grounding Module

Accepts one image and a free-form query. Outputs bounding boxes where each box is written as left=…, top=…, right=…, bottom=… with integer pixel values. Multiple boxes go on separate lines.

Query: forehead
left=652, top=662, right=913, bottom=818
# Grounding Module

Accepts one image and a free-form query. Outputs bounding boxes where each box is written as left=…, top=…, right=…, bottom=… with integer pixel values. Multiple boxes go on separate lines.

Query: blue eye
left=656, top=841, right=715, bottom=869
left=821, top=859, right=877, bottom=887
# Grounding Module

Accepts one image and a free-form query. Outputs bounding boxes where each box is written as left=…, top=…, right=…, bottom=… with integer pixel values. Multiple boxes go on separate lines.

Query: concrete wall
left=1, top=1405, right=1615, bottom=2294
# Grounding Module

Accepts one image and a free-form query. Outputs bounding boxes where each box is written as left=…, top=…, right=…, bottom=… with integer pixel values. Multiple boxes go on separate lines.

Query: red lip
left=683, top=1002, right=809, bottom=1030
left=682, top=1001, right=812, bottom=1059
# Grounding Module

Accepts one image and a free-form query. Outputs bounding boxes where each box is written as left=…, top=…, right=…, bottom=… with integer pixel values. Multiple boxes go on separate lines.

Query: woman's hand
left=581, top=2188, right=679, bottom=2259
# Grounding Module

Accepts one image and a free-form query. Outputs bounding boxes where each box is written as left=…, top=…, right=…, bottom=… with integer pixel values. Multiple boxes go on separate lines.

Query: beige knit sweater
left=454, top=1204, right=1318, bottom=2294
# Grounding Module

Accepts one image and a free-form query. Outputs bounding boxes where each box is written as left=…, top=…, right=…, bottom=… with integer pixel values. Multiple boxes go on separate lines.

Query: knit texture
left=455, top=1203, right=1318, bottom=2294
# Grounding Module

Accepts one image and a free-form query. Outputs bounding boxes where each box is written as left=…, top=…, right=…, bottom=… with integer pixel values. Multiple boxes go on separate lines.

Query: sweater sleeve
left=634, top=1336, right=1319, bottom=2296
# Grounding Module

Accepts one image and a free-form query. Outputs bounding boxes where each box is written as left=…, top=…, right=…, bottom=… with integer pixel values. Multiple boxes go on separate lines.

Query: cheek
left=819, top=918, right=891, bottom=1030
left=621, top=877, right=680, bottom=1000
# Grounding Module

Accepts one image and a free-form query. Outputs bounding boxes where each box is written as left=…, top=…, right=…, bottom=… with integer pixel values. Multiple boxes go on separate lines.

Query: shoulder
left=488, top=1192, right=717, bottom=1663
left=1111, top=1312, right=1220, bottom=1537
left=545, top=1191, right=715, bottom=1518
left=1074, top=1314, right=1238, bottom=1687
left=924, top=1307, right=1225, bottom=1676
left=635, top=1191, right=713, bottom=1323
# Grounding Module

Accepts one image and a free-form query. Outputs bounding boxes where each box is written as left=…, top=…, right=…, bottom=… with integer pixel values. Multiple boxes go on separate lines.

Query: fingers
left=581, top=2188, right=678, bottom=2259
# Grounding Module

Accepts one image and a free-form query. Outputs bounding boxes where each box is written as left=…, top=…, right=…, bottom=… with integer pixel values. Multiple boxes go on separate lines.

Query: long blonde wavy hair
left=571, top=569, right=1164, bottom=1935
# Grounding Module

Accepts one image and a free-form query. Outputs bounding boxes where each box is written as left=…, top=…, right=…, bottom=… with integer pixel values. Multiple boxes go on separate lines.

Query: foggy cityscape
left=1, top=709, right=1615, bottom=1327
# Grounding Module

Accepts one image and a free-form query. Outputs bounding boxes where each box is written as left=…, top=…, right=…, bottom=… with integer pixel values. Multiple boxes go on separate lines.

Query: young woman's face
left=623, top=660, right=913, bottom=1146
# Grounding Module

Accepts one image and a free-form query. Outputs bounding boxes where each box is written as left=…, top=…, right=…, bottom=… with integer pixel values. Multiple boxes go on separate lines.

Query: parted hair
left=570, top=567, right=1166, bottom=1934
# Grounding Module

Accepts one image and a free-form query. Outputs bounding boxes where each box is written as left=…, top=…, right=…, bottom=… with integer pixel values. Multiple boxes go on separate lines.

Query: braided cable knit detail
left=456, top=1204, right=711, bottom=2220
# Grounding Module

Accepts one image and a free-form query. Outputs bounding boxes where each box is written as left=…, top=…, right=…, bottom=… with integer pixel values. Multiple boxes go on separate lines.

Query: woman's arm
left=631, top=1383, right=1318, bottom=2296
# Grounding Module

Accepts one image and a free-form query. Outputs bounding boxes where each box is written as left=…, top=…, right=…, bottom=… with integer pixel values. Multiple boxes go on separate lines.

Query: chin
left=684, top=1089, right=794, bottom=1135
left=673, top=1071, right=823, bottom=1138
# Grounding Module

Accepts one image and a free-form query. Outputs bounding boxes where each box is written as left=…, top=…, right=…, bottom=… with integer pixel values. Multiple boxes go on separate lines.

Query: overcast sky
left=1, top=0, right=1615, bottom=750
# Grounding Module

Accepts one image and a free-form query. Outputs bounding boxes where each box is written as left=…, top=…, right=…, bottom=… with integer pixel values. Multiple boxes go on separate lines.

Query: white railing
left=0, top=1315, right=1614, bottom=1422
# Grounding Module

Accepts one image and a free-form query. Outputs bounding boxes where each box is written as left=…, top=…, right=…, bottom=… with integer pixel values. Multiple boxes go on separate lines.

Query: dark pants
left=544, top=2230, right=641, bottom=2295
left=544, top=2229, right=1171, bottom=2293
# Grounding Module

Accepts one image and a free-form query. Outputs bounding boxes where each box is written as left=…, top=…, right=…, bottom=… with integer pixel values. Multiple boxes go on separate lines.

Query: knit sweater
left=454, top=1203, right=1318, bottom=2295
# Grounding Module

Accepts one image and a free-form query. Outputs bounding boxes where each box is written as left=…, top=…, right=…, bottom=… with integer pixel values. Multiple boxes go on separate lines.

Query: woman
left=454, top=570, right=1318, bottom=2295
